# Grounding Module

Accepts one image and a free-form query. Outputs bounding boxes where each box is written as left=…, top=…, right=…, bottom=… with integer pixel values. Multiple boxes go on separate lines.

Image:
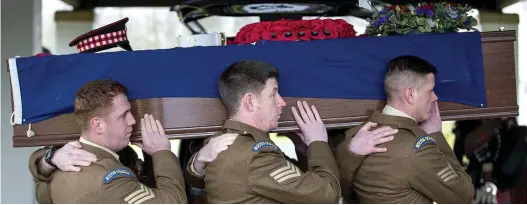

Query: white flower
left=427, top=19, right=437, bottom=28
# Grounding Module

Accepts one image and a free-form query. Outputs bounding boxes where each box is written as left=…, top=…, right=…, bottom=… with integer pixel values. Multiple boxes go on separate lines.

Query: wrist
left=427, top=129, right=442, bottom=134
left=44, top=146, right=59, bottom=169
left=349, top=146, right=361, bottom=156
left=196, top=150, right=207, bottom=163
left=195, top=152, right=206, bottom=167
left=39, top=156, right=56, bottom=176
left=149, top=147, right=171, bottom=155
left=191, top=153, right=206, bottom=176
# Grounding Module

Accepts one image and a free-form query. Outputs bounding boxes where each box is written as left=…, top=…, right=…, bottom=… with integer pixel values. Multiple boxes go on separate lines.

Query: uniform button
left=242, top=131, right=248, bottom=135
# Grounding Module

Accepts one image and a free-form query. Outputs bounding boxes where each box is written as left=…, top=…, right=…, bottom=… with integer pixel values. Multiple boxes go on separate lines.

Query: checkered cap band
left=76, top=30, right=128, bottom=52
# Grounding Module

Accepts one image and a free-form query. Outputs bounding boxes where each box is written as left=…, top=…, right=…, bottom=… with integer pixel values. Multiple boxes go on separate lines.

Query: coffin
left=10, top=31, right=517, bottom=147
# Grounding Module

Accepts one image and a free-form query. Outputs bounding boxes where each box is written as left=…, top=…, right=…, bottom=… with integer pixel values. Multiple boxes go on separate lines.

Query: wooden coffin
left=12, top=31, right=518, bottom=147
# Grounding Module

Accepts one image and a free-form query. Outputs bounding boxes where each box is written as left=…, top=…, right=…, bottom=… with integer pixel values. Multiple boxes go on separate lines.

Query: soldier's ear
left=404, top=87, right=417, bottom=105
left=241, top=93, right=257, bottom=112
left=90, top=117, right=104, bottom=134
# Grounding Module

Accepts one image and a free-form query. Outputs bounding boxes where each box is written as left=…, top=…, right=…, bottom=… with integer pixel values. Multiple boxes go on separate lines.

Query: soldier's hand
left=291, top=101, right=328, bottom=146
left=51, top=141, right=97, bottom=172
left=349, top=122, right=397, bottom=156
left=192, top=133, right=238, bottom=175
left=197, top=133, right=238, bottom=163
left=419, top=101, right=442, bottom=134
left=139, top=114, right=171, bottom=156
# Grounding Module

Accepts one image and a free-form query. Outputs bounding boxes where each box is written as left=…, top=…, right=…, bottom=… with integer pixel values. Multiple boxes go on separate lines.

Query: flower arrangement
left=232, top=18, right=357, bottom=45
left=365, top=2, right=478, bottom=36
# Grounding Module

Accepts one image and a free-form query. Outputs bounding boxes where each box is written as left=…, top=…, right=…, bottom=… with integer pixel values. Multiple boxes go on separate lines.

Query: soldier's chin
left=270, top=121, right=279, bottom=130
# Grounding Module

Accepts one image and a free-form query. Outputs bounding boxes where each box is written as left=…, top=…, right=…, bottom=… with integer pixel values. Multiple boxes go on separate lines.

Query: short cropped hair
left=384, top=56, right=437, bottom=99
left=218, top=60, right=279, bottom=117
left=74, top=79, right=128, bottom=131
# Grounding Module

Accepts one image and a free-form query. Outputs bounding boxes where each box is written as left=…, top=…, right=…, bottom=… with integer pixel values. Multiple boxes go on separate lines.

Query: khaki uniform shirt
left=28, top=138, right=187, bottom=204
left=185, top=119, right=341, bottom=203
left=336, top=109, right=475, bottom=204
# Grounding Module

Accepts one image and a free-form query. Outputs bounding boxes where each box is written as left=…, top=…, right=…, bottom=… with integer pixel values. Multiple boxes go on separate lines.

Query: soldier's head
left=219, top=60, right=286, bottom=132
left=384, top=55, right=438, bottom=122
left=74, top=79, right=136, bottom=151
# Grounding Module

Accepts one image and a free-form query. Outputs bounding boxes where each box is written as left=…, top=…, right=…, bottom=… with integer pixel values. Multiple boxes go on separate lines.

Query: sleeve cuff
left=29, top=148, right=54, bottom=182
left=152, top=150, right=180, bottom=172
left=184, top=153, right=206, bottom=189
left=307, top=141, right=336, bottom=168
left=187, top=153, right=205, bottom=178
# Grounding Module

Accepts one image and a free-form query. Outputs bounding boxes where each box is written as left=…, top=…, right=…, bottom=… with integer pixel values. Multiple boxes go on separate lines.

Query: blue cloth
left=12, top=31, right=485, bottom=124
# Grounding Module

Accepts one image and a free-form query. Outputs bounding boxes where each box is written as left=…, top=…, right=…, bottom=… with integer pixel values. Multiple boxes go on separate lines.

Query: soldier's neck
left=386, top=101, right=418, bottom=120
left=81, top=133, right=110, bottom=149
left=231, top=114, right=269, bottom=132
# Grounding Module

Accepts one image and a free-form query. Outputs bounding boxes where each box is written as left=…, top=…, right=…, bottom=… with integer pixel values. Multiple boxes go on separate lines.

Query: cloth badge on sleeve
left=414, top=135, right=436, bottom=150
left=252, top=141, right=278, bottom=152
left=270, top=161, right=301, bottom=183
left=103, top=167, right=132, bottom=184
left=437, top=164, right=458, bottom=183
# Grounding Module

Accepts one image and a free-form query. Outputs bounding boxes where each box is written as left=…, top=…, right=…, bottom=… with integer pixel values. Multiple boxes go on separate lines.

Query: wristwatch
left=44, top=146, right=58, bottom=168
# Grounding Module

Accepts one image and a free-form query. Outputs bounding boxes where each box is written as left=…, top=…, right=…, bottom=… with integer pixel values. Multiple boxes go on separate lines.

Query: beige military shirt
left=185, top=119, right=341, bottom=203
left=336, top=108, right=475, bottom=203
left=28, top=138, right=187, bottom=204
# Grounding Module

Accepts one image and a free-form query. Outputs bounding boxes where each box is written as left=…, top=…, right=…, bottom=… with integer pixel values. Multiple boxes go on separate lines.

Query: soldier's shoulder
left=385, top=128, right=427, bottom=156
left=93, top=158, right=122, bottom=169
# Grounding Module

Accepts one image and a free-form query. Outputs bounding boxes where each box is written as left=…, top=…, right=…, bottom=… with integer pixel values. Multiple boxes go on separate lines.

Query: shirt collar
left=222, top=119, right=271, bottom=142
left=79, top=137, right=120, bottom=161
left=382, top=105, right=416, bottom=121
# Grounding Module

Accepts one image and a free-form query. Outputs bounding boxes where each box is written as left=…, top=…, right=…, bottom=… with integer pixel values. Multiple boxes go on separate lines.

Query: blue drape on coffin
left=9, top=31, right=485, bottom=124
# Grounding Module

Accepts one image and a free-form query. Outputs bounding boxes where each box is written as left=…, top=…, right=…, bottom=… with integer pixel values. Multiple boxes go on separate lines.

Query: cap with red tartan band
left=69, top=17, right=133, bottom=53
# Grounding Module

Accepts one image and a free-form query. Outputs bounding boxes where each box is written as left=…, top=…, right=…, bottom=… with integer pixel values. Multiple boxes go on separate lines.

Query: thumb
left=361, top=122, right=378, bottom=131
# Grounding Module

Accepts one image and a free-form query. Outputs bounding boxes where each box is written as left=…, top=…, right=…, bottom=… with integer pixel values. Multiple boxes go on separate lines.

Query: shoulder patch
left=252, top=140, right=278, bottom=152
left=103, top=167, right=132, bottom=184
left=414, top=135, right=436, bottom=150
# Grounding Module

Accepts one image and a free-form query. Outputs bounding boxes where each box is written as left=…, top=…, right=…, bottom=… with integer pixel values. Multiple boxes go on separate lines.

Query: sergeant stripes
left=124, top=184, right=155, bottom=204
left=437, top=164, right=458, bottom=183
left=270, top=161, right=301, bottom=183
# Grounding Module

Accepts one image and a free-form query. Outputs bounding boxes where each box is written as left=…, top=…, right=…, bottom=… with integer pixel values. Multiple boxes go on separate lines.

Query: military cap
left=69, top=17, right=133, bottom=53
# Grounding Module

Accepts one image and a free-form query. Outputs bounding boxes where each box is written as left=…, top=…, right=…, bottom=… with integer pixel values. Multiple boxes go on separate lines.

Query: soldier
left=184, top=60, right=397, bottom=203
left=25, top=79, right=187, bottom=203
left=336, top=55, right=475, bottom=203
left=28, top=81, right=237, bottom=204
